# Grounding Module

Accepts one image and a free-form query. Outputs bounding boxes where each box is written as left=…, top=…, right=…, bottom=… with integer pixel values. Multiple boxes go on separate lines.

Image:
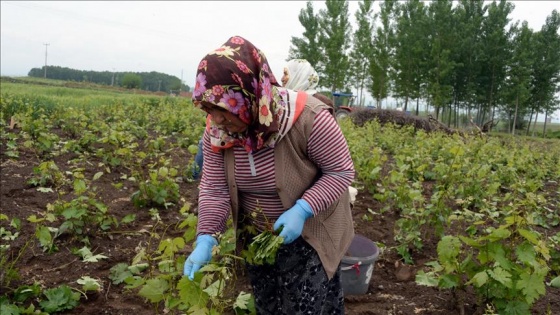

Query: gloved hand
left=183, top=234, right=218, bottom=280
left=273, top=199, right=314, bottom=244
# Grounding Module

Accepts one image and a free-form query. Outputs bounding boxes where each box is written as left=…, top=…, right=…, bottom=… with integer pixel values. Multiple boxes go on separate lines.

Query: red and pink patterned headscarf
left=193, top=36, right=288, bottom=153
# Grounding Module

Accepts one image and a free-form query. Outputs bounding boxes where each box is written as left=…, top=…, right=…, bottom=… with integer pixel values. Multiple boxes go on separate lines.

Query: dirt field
left=1, top=127, right=559, bottom=315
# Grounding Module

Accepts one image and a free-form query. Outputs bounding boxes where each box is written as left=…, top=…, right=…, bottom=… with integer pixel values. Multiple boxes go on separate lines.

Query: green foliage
left=51, top=194, right=115, bottom=236
left=241, top=230, right=284, bottom=266
left=2, top=132, right=19, bottom=159
left=233, top=292, right=256, bottom=315
left=107, top=220, right=252, bottom=314
left=287, top=1, right=323, bottom=68
left=392, top=0, right=428, bottom=110
left=76, top=276, right=102, bottom=292
left=109, top=262, right=149, bottom=285
left=121, top=73, right=142, bottom=89
left=34, top=224, right=57, bottom=253
left=1, top=67, right=558, bottom=314
left=39, top=285, right=80, bottom=313
left=138, top=278, right=170, bottom=303
left=349, top=0, right=375, bottom=106
left=369, top=0, right=395, bottom=106
left=27, top=161, right=65, bottom=188
left=26, top=66, right=190, bottom=92
left=318, top=0, right=352, bottom=92
left=0, top=214, right=28, bottom=290
left=425, top=0, right=455, bottom=111
left=74, top=246, right=109, bottom=263
left=341, top=114, right=559, bottom=312
left=131, top=166, right=180, bottom=208
left=417, top=212, right=552, bottom=314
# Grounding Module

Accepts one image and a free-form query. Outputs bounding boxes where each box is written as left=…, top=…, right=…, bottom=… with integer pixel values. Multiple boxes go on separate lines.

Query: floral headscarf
left=193, top=36, right=295, bottom=153
left=283, top=59, right=319, bottom=95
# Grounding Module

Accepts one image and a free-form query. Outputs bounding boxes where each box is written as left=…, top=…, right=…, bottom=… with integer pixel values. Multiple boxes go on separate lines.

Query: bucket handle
left=341, top=261, right=361, bottom=275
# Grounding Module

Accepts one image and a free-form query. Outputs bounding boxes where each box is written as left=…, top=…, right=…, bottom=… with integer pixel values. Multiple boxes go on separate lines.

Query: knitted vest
left=224, top=94, right=354, bottom=279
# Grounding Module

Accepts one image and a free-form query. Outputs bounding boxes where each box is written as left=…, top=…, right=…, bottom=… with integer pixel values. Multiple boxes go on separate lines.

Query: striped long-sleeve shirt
left=196, top=109, right=355, bottom=235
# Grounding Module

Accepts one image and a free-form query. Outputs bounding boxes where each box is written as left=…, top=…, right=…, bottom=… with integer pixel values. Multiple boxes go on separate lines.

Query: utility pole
left=111, top=68, right=116, bottom=86
left=157, top=80, right=162, bottom=92
left=179, top=69, right=183, bottom=93
left=43, top=43, right=50, bottom=78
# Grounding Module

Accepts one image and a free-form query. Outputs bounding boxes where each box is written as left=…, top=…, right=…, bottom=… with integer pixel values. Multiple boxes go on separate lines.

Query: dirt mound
left=350, top=108, right=462, bottom=136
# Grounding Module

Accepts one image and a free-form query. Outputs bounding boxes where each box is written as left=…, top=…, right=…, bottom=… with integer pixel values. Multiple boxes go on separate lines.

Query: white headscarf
left=283, top=59, right=319, bottom=95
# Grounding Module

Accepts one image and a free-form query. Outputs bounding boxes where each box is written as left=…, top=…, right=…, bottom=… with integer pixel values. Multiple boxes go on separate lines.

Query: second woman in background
left=281, top=59, right=335, bottom=110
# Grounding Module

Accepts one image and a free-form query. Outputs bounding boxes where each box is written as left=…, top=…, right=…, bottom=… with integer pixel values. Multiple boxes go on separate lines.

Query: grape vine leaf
left=177, top=276, right=209, bottom=308
left=549, top=276, right=560, bottom=288
left=39, top=285, right=80, bottom=313
left=487, top=266, right=512, bottom=288
left=469, top=271, right=489, bottom=287
left=109, top=263, right=133, bottom=284
left=518, top=272, right=546, bottom=304
left=233, top=291, right=256, bottom=314
left=415, top=270, right=438, bottom=287
left=138, top=278, right=169, bottom=303
left=502, top=300, right=530, bottom=315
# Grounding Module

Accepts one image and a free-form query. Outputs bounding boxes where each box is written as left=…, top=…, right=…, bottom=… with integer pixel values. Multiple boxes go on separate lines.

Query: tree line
left=288, top=0, right=560, bottom=135
left=28, top=66, right=190, bottom=94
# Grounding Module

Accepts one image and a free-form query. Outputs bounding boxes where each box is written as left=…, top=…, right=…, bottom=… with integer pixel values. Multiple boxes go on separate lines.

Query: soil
left=1, top=126, right=559, bottom=315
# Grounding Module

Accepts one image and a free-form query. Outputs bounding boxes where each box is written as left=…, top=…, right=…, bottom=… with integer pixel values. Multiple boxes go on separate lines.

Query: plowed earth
left=1, top=127, right=558, bottom=315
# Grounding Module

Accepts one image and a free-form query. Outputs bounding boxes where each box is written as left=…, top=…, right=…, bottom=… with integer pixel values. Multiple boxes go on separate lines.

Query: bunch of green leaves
left=416, top=211, right=553, bottom=314
left=30, top=221, right=58, bottom=253
left=131, top=166, right=180, bottom=208
left=16, top=109, right=61, bottom=157
left=27, top=160, right=65, bottom=188
left=242, top=230, right=284, bottom=266
left=109, top=262, right=149, bottom=285
left=62, top=130, right=97, bottom=154
left=48, top=170, right=118, bottom=238
left=0, top=214, right=27, bottom=289
left=74, top=246, right=108, bottom=263
left=2, top=132, right=19, bottom=159
left=32, top=131, right=61, bottom=157
left=172, top=228, right=252, bottom=314
left=0, top=283, right=45, bottom=315
left=76, top=276, right=103, bottom=293
left=39, top=285, right=80, bottom=313
left=95, top=127, right=141, bottom=168
left=51, top=194, right=114, bottom=237
left=108, top=226, right=251, bottom=314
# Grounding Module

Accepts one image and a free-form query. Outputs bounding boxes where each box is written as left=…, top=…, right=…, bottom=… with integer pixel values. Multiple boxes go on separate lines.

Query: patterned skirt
left=246, top=237, right=344, bottom=314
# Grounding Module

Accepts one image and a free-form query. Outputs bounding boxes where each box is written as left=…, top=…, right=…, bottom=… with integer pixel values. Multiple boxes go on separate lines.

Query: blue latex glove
left=183, top=234, right=218, bottom=280
left=273, top=199, right=314, bottom=244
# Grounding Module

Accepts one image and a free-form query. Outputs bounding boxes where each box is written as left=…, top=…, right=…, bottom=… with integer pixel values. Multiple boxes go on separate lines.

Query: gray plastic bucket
left=341, top=234, right=379, bottom=296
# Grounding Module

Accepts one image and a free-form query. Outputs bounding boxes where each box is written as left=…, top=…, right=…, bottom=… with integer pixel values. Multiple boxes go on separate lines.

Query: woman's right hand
left=183, top=234, right=218, bottom=280
left=273, top=199, right=314, bottom=244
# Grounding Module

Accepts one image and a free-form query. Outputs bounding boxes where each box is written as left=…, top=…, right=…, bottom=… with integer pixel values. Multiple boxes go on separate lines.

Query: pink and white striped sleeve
left=196, top=131, right=232, bottom=236
left=302, top=109, right=355, bottom=214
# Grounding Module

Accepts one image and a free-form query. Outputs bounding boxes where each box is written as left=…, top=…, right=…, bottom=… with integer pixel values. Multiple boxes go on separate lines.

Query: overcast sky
left=1, top=1, right=559, bottom=116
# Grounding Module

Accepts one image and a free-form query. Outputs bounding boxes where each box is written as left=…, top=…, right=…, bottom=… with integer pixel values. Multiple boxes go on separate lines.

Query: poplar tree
left=502, top=21, right=533, bottom=134
left=425, top=0, right=455, bottom=119
left=318, top=0, right=352, bottom=92
left=391, top=0, right=428, bottom=111
left=349, top=0, right=376, bottom=106
left=369, top=0, right=395, bottom=108
left=527, top=10, right=560, bottom=136
left=287, top=1, right=323, bottom=70
left=477, top=0, right=514, bottom=127
left=451, top=0, right=486, bottom=123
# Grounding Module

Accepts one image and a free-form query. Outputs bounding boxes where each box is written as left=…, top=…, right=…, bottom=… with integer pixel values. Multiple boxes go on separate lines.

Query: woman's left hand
left=273, top=199, right=314, bottom=244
